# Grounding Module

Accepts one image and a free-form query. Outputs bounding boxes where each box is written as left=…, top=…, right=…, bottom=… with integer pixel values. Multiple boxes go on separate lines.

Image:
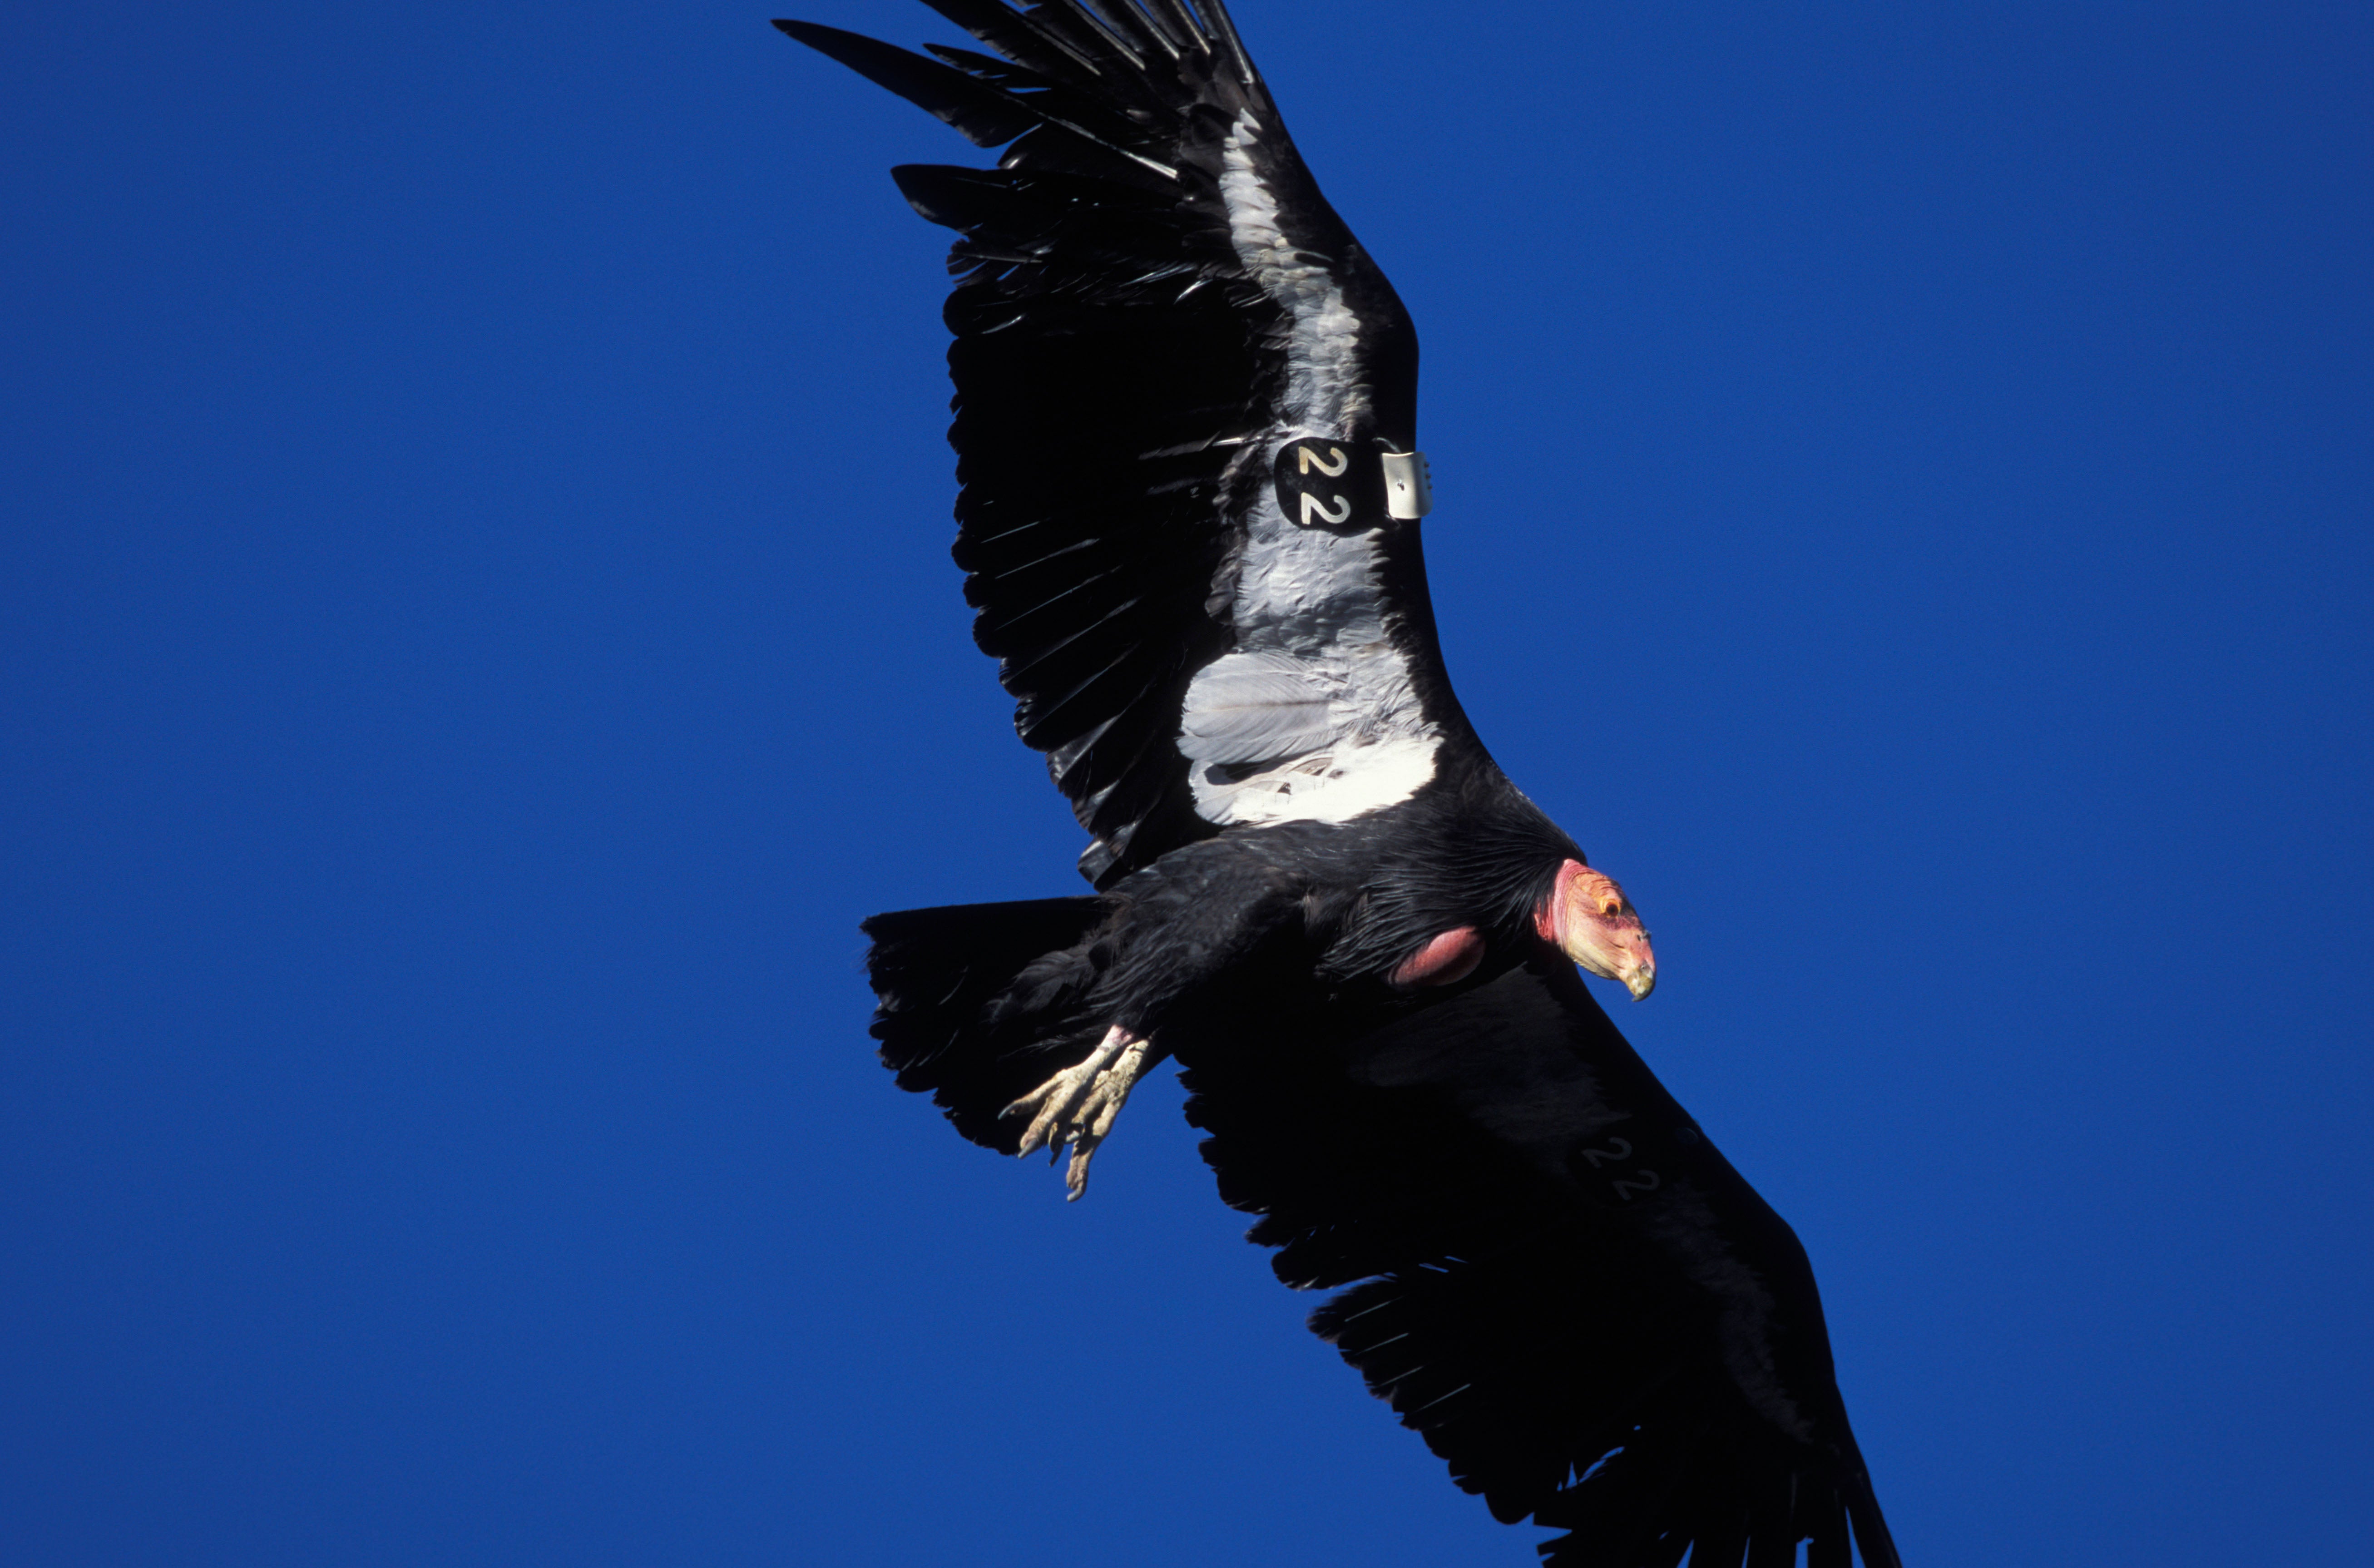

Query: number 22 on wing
left=1296, top=444, right=1351, bottom=525
left=1575, top=1136, right=1663, bottom=1202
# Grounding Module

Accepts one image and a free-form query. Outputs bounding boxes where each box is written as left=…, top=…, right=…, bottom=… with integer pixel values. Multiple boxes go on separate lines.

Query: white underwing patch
left=1185, top=113, right=1440, bottom=829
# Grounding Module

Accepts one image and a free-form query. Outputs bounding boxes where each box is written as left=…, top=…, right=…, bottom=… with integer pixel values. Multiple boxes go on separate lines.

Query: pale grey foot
left=1002, top=1025, right=1156, bottom=1200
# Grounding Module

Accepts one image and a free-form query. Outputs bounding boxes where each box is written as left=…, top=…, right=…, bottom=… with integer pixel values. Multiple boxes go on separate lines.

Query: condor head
left=1536, top=858, right=1657, bottom=1001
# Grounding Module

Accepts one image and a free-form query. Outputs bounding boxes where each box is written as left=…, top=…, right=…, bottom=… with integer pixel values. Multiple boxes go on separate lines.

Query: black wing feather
left=913, top=0, right=1108, bottom=87
left=1178, top=955, right=1901, bottom=1568
left=771, top=20, right=1040, bottom=146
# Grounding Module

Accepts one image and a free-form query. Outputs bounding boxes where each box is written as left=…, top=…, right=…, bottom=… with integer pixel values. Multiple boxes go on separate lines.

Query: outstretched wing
left=778, top=2, right=1469, bottom=887
left=1178, top=952, right=1903, bottom=1568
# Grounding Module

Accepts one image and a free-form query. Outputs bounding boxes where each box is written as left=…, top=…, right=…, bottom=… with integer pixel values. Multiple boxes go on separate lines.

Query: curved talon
left=1000, top=1025, right=1154, bottom=1199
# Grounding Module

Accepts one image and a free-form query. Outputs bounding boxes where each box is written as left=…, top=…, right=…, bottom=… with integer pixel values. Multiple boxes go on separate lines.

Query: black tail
left=861, top=896, right=1118, bottom=1151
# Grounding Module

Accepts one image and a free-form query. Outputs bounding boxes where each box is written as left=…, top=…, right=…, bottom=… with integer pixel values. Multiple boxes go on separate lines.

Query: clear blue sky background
left=5, top=3, right=2368, bottom=1564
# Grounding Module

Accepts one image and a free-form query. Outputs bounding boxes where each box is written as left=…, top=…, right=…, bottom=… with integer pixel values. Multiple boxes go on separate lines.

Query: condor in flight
left=778, top=5, right=1902, bottom=1564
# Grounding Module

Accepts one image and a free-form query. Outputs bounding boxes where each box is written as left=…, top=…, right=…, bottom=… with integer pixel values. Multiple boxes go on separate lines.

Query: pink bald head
left=1535, top=859, right=1657, bottom=1000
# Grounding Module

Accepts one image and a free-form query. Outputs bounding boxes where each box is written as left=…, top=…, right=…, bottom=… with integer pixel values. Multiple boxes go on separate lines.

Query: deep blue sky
left=4, top=3, right=2368, bottom=1564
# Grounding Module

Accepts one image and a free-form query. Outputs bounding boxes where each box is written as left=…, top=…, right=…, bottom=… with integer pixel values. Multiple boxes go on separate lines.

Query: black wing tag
left=1274, top=439, right=1389, bottom=530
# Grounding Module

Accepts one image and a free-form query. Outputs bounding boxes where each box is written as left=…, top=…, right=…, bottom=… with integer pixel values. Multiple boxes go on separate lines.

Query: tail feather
left=861, top=896, right=1116, bottom=1150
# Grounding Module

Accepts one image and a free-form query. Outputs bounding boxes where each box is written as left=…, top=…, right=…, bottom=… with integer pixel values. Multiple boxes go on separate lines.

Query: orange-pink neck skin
left=1387, top=925, right=1488, bottom=989
left=1534, top=858, right=1657, bottom=1000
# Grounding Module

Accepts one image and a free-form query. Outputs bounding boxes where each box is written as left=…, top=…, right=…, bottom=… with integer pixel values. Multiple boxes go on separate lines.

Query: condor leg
left=1002, top=1025, right=1160, bottom=1200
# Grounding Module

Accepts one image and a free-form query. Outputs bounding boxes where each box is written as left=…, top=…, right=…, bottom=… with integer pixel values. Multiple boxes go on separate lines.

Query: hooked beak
left=1536, top=859, right=1657, bottom=1000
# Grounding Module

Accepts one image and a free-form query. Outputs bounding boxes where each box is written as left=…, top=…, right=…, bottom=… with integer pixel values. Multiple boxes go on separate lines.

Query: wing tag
left=1273, top=439, right=1388, bottom=529
left=1381, top=450, right=1432, bottom=519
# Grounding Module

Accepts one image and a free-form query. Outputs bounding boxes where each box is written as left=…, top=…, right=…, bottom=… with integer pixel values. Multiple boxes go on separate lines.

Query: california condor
left=776, top=5, right=1902, bottom=1563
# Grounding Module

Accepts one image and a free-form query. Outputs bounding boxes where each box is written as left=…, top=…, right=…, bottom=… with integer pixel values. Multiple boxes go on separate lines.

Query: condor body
left=778, top=5, right=1901, bottom=1564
